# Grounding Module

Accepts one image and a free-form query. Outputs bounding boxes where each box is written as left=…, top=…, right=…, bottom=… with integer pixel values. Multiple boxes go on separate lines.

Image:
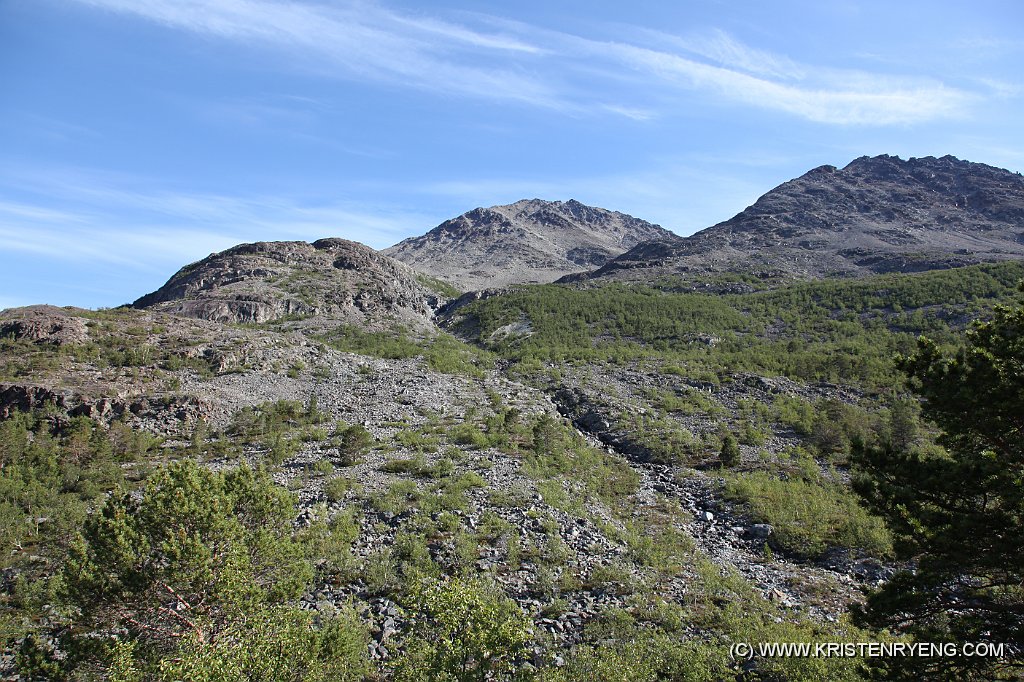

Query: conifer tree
left=20, top=460, right=368, bottom=679
left=719, top=433, right=741, bottom=468
left=852, top=297, right=1024, bottom=679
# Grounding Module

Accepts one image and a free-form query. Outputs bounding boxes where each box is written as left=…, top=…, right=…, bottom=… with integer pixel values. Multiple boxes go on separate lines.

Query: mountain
left=132, top=238, right=447, bottom=330
left=8, top=156, right=1024, bottom=680
left=384, top=198, right=673, bottom=290
left=567, top=155, right=1024, bottom=285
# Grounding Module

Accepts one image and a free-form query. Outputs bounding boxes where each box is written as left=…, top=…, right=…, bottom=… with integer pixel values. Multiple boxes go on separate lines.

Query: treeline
left=0, top=411, right=161, bottom=566
left=462, top=261, right=1024, bottom=388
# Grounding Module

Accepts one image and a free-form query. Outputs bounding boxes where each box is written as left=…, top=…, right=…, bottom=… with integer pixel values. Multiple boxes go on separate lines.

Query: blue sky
left=1, top=0, right=1022, bottom=308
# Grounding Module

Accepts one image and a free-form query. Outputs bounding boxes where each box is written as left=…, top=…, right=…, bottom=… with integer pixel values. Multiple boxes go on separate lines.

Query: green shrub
left=525, top=415, right=638, bottom=507
left=725, top=471, right=892, bottom=558
left=303, top=426, right=329, bottom=442
left=324, top=475, right=356, bottom=502
left=416, top=274, right=462, bottom=298
left=159, top=605, right=370, bottom=681
left=424, top=334, right=494, bottom=377
left=458, top=261, right=1024, bottom=390
left=719, top=433, right=740, bottom=467
left=772, top=395, right=816, bottom=435
left=370, top=480, right=421, bottom=515
left=449, top=422, right=489, bottom=448
left=737, top=420, right=767, bottom=447
left=540, top=637, right=720, bottom=682
left=421, top=457, right=455, bottom=479
left=32, top=461, right=315, bottom=677
left=395, top=428, right=440, bottom=453
left=380, top=455, right=426, bottom=474
left=0, top=412, right=153, bottom=565
left=266, top=432, right=298, bottom=465
left=336, top=424, right=374, bottom=465
left=313, top=458, right=334, bottom=476
left=319, top=325, right=421, bottom=360
left=393, top=577, right=530, bottom=682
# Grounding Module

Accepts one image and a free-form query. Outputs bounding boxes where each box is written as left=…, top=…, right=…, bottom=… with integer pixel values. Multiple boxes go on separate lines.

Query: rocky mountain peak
left=569, top=154, right=1024, bottom=286
left=384, top=198, right=673, bottom=290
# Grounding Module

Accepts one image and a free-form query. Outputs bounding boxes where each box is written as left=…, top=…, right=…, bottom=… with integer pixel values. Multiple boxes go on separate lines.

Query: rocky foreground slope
left=0, top=299, right=878, bottom=679
left=385, top=199, right=672, bottom=290
left=567, top=154, right=1024, bottom=285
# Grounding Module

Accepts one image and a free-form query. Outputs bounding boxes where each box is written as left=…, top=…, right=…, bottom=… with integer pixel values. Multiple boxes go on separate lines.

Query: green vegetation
left=324, top=473, right=358, bottom=501
left=319, top=324, right=422, bottom=359
left=7, top=262, right=1024, bottom=680
left=461, top=261, right=1024, bottom=388
left=17, top=460, right=370, bottom=679
left=853, top=292, right=1024, bottom=680
left=159, top=604, right=369, bottom=682
left=718, top=433, right=740, bottom=467
left=227, top=397, right=325, bottom=439
left=537, top=558, right=879, bottom=682
left=416, top=273, right=463, bottom=298
left=226, top=397, right=327, bottom=464
left=335, top=422, right=375, bottom=465
left=617, top=410, right=706, bottom=465
left=318, top=324, right=494, bottom=376
left=394, top=577, right=531, bottom=681
left=725, top=471, right=892, bottom=558
left=524, top=415, right=639, bottom=511
left=0, top=308, right=223, bottom=382
left=0, top=412, right=160, bottom=567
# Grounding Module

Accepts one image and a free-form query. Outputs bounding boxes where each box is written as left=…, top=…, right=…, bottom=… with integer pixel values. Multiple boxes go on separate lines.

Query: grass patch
left=724, top=471, right=892, bottom=558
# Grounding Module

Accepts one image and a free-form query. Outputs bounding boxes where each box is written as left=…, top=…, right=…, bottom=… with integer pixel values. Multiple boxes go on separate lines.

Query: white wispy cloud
left=0, top=200, right=89, bottom=224
left=977, top=78, right=1023, bottom=99
left=647, top=28, right=807, bottom=81
left=71, top=0, right=976, bottom=126
left=0, top=167, right=436, bottom=272
left=0, top=223, right=236, bottom=269
left=76, top=0, right=562, bottom=108
left=596, top=41, right=970, bottom=125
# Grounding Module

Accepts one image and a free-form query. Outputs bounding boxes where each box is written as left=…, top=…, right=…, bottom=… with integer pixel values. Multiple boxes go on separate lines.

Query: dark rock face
left=133, top=238, right=445, bottom=330
left=0, top=382, right=208, bottom=429
left=572, top=155, right=1024, bottom=284
left=384, top=199, right=673, bottom=290
left=0, top=306, right=89, bottom=346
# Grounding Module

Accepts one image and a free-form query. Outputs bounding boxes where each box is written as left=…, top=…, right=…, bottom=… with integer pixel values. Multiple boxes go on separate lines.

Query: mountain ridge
left=384, top=198, right=673, bottom=290
left=565, top=154, right=1024, bottom=286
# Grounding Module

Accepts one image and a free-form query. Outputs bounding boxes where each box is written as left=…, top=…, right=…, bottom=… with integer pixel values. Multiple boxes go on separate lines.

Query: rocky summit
left=132, top=238, right=449, bottom=331
left=567, top=154, right=1024, bottom=286
left=384, top=198, right=672, bottom=290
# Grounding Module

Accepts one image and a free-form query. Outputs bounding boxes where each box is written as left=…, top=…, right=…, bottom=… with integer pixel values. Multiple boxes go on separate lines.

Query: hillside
left=5, top=258, right=1024, bottom=677
left=133, top=238, right=451, bottom=331
left=385, top=199, right=672, bottom=290
left=3, top=164, right=1024, bottom=679
left=569, top=155, right=1024, bottom=286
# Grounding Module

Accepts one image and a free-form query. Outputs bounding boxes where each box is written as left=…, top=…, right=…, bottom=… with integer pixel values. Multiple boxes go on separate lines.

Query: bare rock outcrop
left=133, top=238, right=447, bottom=330
left=0, top=382, right=208, bottom=432
left=385, top=199, right=673, bottom=290
left=570, top=155, right=1024, bottom=285
left=0, top=305, right=89, bottom=345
